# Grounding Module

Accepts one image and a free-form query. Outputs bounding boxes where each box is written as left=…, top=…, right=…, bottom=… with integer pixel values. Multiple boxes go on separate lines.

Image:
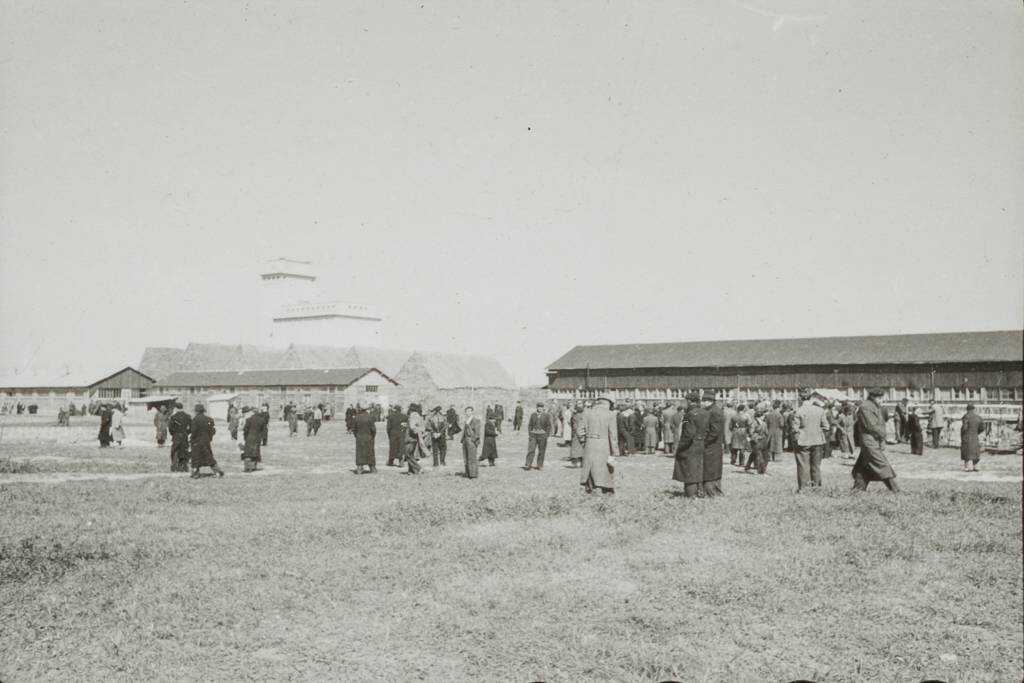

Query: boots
left=214, top=466, right=225, bottom=478
left=190, top=468, right=201, bottom=478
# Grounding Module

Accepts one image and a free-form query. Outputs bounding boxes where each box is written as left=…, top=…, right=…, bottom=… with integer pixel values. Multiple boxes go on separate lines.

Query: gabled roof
left=547, top=330, right=1024, bottom=371
left=400, top=352, right=516, bottom=389
left=138, top=347, right=186, bottom=381
left=348, top=346, right=413, bottom=377
left=157, top=367, right=397, bottom=388
left=0, top=366, right=153, bottom=389
left=280, top=345, right=359, bottom=369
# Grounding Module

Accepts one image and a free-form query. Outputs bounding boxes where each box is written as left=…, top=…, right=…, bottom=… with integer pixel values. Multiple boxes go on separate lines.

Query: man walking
left=525, top=403, right=552, bottom=470
left=189, top=404, right=224, bottom=478
left=793, top=388, right=829, bottom=491
left=673, top=392, right=709, bottom=497
left=852, top=388, right=899, bottom=492
left=168, top=402, right=191, bottom=472
left=461, top=406, right=481, bottom=479
left=579, top=397, right=619, bottom=494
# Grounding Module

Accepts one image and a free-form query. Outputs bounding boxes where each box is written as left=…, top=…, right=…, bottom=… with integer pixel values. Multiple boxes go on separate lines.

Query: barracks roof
left=157, top=367, right=397, bottom=388
left=546, top=330, right=1024, bottom=371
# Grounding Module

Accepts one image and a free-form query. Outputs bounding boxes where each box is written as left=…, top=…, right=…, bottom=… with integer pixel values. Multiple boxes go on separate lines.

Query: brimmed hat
left=867, top=388, right=885, bottom=398
left=685, top=391, right=700, bottom=401
left=798, top=388, right=813, bottom=400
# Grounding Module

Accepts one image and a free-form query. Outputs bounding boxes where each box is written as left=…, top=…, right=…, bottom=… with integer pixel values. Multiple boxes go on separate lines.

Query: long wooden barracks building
left=545, top=330, right=1023, bottom=406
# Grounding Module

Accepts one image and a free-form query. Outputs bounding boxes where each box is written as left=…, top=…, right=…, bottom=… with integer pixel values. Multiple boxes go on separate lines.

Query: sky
left=1, top=0, right=1022, bottom=386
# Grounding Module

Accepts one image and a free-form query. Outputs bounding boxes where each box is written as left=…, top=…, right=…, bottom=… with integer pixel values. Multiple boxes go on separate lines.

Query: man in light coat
left=927, top=400, right=946, bottom=448
left=793, top=388, right=830, bottom=491
left=579, top=397, right=619, bottom=494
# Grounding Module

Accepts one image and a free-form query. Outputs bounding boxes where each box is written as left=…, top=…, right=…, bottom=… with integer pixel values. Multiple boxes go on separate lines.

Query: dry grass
left=0, top=419, right=1021, bottom=681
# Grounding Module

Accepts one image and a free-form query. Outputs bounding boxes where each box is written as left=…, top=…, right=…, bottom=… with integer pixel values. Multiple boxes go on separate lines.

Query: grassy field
left=1, top=416, right=1021, bottom=681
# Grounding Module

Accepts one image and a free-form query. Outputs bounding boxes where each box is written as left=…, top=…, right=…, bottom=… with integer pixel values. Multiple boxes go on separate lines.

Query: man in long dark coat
left=960, top=404, right=985, bottom=472
left=98, top=404, right=113, bottom=448
left=168, top=402, right=192, bottom=472
left=259, top=404, right=270, bottom=446
left=189, top=404, right=224, bottom=478
left=241, top=407, right=262, bottom=472
left=386, top=405, right=406, bottom=466
left=765, top=401, right=785, bottom=461
left=513, top=402, right=524, bottom=431
left=851, top=389, right=899, bottom=492
left=353, top=404, right=377, bottom=474
left=629, top=407, right=644, bottom=455
left=702, top=395, right=725, bottom=496
left=894, top=398, right=909, bottom=443
left=494, top=403, right=505, bottom=433
left=673, top=392, right=709, bottom=498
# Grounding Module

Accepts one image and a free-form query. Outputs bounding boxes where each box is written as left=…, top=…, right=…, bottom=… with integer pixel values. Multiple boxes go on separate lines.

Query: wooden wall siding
left=548, top=362, right=1022, bottom=391
left=92, top=368, right=156, bottom=391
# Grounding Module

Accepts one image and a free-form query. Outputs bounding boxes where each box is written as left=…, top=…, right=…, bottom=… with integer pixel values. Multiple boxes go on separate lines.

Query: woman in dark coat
left=189, top=405, right=224, bottom=478
left=907, top=407, right=924, bottom=456
left=353, top=405, right=377, bottom=474
left=241, top=408, right=263, bottom=472
left=97, top=405, right=113, bottom=447
left=480, top=417, right=499, bottom=465
left=568, top=404, right=585, bottom=467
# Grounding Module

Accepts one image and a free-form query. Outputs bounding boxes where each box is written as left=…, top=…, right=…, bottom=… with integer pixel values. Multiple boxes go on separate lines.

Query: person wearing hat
left=579, top=396, right=619, bottom=493
left=701, top=394, right=725, bottom=495
left=168, top=402, right=192, bottom=472
left=403, top=403, right=427, bottom=474
left=568, top=402, right=586, bottom=467
left=513, top=401, right=524, bottom=432
left=959, top=404, right=985, bottom=472
left=427, top=406, right=448, bottom=467
left=851, top=389, right=899, bottom=492
left=353, top=403, right=377, bottom=474
left=792, top=388, right=829, bottom=491
left=97, top=403, right=114, bottom=448
left=241, top=406, right=263, bottom=472
left=460, top=406, right=482, bottom=478
left=189, top=404, right=224, bottom=478
left=386, top=404, right=407, bottom=467
left=525, top=403, right=553, bottom=470
left=660, top=401, right=678, bottom=455
left=672, top=391, right=710, bottom=497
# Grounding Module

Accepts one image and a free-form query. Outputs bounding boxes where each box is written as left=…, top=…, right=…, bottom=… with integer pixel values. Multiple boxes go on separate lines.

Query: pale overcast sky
left=1, top=1, right=1022, bottom=385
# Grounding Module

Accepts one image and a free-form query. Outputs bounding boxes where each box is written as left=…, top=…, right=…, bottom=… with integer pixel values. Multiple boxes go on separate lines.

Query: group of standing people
left=380, top=403, right=500, bottom=478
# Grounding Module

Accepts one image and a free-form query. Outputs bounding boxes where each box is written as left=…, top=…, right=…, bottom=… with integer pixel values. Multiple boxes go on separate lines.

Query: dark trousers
left=794, top=445, right=822, bottom=490
left=745, top=446, right=767, bottom=474
left=170, top=438, right=189, bottom=472
left=853, top=471, right=899, bottom=492
left=388, top=432, right=402, bottom=465
left=432, top=438, right=447, bottom=466
left=525, top=433, right=548, bottom=468
left=683, top=482, right=702, bottom=497
left=930, top=428, right=942, bottom=448
left=229, top=425, right=238, bottom=440
left=702, top=479, right=723, bottom=497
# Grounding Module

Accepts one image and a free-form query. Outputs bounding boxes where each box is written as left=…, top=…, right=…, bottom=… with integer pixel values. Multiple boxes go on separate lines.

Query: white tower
left=258, top=258, right=383, bottom=347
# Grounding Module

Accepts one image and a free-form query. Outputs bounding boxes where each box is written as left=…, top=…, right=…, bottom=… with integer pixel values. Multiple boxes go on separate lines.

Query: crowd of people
left=71, top=391, right=1006, bottom=486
